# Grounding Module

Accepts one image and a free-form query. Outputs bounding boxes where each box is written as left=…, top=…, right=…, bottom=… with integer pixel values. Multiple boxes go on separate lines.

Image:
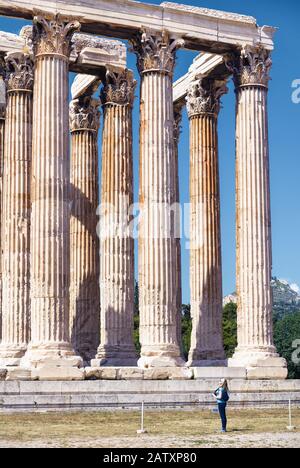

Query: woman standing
left=213, top=379, right=230, bottom=433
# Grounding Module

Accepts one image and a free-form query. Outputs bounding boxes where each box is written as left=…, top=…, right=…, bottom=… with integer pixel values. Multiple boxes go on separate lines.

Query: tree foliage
left=132, top=282, right=300, bottom=379
left=181, top=304, right=192, bottom=360
left=223, top=302, right=238, bottom=358
left=274, top=311, right=300, bottom=379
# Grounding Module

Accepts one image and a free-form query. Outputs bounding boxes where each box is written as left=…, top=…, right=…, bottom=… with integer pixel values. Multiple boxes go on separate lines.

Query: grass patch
left=0, top=408, right=299, bottom=444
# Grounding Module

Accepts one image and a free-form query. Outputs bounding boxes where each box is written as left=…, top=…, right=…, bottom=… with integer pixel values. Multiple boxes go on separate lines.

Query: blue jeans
left=218, top=403, right=227, bottom=431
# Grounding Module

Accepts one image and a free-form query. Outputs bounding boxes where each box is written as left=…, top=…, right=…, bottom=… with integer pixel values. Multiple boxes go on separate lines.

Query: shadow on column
left=70, top=183, right=100, bottom=365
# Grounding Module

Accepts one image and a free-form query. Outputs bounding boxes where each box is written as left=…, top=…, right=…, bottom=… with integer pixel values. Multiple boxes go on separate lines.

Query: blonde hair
left=220, top=379, right=229, bottom=392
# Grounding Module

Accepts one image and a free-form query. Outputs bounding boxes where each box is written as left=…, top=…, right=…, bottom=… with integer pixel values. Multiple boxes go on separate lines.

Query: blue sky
left=0, top=0, right=299, bottom=303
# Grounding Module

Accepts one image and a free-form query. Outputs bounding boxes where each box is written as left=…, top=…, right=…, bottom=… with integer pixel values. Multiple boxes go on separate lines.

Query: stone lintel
left=173, top=52, right=228, bottom=105
left=0, top=29, right=127, bottom=75
left=0, top=0, right=276, bottom=54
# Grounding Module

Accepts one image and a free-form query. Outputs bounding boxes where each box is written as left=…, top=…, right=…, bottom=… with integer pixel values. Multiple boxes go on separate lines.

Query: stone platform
left=0, top=365, right=288, bottom=382
left=0, top=379, right=299, bottom=412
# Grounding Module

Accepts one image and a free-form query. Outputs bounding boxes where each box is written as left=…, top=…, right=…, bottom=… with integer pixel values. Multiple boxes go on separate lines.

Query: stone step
left=0, top=379, right=299, bottom=412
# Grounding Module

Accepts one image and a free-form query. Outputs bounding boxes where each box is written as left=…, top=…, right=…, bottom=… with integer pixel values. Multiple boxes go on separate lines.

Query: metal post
left=137, top=401, right=148, bottom=434
left=287, top=398, right=296, bottom=431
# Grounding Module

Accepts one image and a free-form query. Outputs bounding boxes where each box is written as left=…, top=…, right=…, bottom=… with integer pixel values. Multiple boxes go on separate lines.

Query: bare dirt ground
left=0, top=409, right=299, bottom=448
left=0, top=432, right=300, bottom=448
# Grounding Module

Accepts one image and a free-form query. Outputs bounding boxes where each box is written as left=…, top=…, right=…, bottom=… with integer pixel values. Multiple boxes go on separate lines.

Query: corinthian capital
left=33, top=14, right=81, bottom=58
left=69, top=95, right=100, bottom=133
left=186, top=77, right=228, bottom=118
left=174, top=102, right=184, bottom=144
left=101, top=69, right=137, bottom=107
left=225, top=45, right=272, bottom=88
left=131, top=30, right=184, bottom=76
left=5, top=52, right=34, bottom=92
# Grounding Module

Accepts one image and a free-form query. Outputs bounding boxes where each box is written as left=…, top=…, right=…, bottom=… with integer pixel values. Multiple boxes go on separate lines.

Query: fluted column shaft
left=132, top=31, right=185, bottom=367
left=0, top=53, right=33, bottom=365
left=93, top=70, right=137, bottom=367
left=235, top=85, right=273, bottom=351
left=0, top=71, right=5, bottom=343
left=187, top=78, right=227, bottom=366
left=23, top=15, right=82, bottom=367
left=69, top=93, right=100, bottom=364
left=227, top=47, right=285, bottom=370
left=173, top=103, right=183, bottom=354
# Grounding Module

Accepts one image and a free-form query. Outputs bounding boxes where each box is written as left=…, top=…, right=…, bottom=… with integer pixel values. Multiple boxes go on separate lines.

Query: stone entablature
left=0, top=0, right=276, bottom=53
left=0, top=29, right=127, bottom=75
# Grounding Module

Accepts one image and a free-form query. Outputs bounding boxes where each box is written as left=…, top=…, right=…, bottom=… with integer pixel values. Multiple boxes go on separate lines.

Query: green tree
left=181, top=304, right=192, bottom=360
left=223, top=302, right=238, bottom=358
left=274, top=311, right=300, bottom=379
left=133, top=281, right=141, bottom=354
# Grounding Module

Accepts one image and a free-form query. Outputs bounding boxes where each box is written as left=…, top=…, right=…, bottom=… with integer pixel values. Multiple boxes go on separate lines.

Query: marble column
left=0, top=61, right=6, bottom=344
left=227, top=47, right=287, bottom=376
left=0, top=53, right=33, bottom=366
left=173, top=103, right=183, bottom=354
left=22, top=15, right=82, bottom=370
left=132, top=31, right=185, bottom=368
left=92, top=69, right=137, bottom=367
left=69, top=90, right=100, bottom=364
left=186, top=77, right=227, bottom=367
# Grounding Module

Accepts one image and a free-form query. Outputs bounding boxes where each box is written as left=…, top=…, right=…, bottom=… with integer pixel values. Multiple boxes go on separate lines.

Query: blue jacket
left=215, top=387, right=229, bottom=404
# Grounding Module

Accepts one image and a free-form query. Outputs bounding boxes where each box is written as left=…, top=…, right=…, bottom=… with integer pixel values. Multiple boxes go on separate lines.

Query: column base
left=138, top=345, right=186, bottom=368
left=187, top=349, right=226, bottom=368
left=20, top=342, right=83, bottom=369
left=228, top=347, right=288, bottom=380
left=94, top=345, right=137, bottom=367
left=0, top=344, right=27, bottom=367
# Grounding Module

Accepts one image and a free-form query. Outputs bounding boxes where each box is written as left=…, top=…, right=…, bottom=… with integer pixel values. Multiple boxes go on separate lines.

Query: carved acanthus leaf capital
left=5, top=52, right=34, bottom=92
left=130, top=30, right=184, bottom=76
left=174, top=102, right=184, bottom=143
left=225, top=46, right=272, bottom=88
left=19, top=26, right=34, bottom=55
left=33, top=14, right=81, bottom=58
left=69, top=95, right=100, bottom=133
left=0, top=54, right=6, bottom=79
left=101, top=69, right=137, bottom=107
left=186, top=77, right=228, bottom=118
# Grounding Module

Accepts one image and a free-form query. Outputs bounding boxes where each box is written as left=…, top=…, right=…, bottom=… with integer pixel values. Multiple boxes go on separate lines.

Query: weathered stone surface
left=143, top=369, right=170, bottom=380
left=95, top=70, right=137, bottom=367
left=173, top=53, right=224, bottom=104
left=6, top=368, right=31, bottom=381
left=22, top=14, right=82, bottom=368
left=32, top=367, right=85, bottom=381
left=173, top=104, right=183, bottom=355
left=168, top=368, right=194, bottom=380
left=118, top=368, right=144, bottom=381
left=0, top=29, right=127, bottom=75
left=1, top=379, right=299, bottom=412
left=69, top=92, right=100, bottom=364
left=0, top=52, right=33, bottom=366
left=227, top=47, right=286, bottom=375
left=193, top=367, right=246, bottom=380
left=187, top=77, right=227, bottom=366
left=0, top=368, right=7, bottom=380
left=85, top=367, right=118, bottom=380
left=132, top=31, right=184, bottom=369
left=0, top=0, right=276, bottom=53
left=29, top=357, right=83, bottom=369
left=246, top=367, right=288, bottom=381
